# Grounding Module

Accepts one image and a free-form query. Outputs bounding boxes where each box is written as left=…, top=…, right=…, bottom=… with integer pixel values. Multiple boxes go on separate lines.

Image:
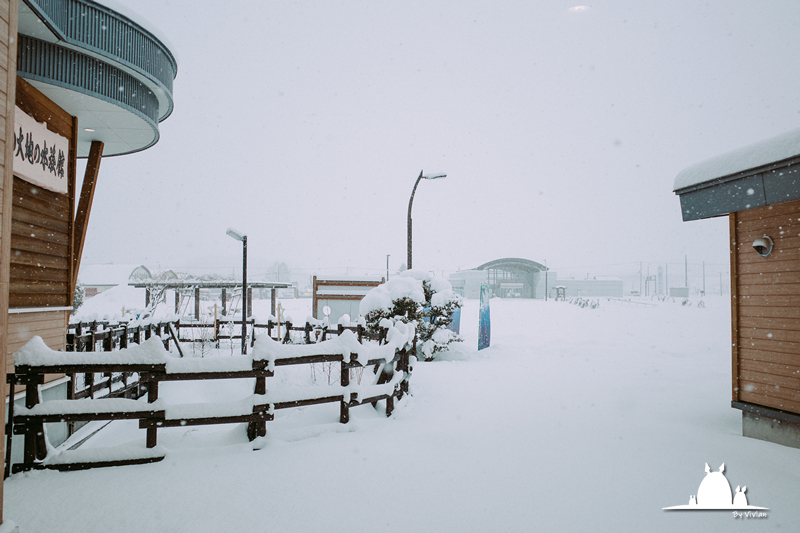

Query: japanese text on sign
left=13, top=106, right=69, bottom=194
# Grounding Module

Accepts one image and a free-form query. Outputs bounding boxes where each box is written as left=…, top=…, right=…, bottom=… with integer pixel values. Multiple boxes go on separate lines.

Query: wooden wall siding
left=10, top=79, right=76, bottom=308
left=9, top=176, right=70, bottom=306
left=733, top=198, right=800, bottom=415
left=7, top=310, right=67, bottom=375
left=1, top=0, right=18, bottom=521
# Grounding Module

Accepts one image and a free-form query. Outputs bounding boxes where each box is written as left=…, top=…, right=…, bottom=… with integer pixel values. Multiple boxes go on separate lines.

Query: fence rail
left=7, top=323, right=411, bottom=475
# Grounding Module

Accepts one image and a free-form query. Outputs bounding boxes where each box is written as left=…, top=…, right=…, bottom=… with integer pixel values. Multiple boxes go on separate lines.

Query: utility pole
left=386, top=254, right=390, bottom=281
left=685, top=255, right=688, bottom=288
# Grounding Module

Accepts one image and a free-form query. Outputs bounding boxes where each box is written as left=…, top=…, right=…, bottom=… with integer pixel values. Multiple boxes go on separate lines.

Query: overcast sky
left=78, top=0, right=800, bottom=280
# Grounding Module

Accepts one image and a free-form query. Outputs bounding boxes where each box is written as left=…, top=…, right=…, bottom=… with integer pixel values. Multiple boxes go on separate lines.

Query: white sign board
left=13, top=106, right=69, bottom=194
left=277, top=288, right=295, bottom=299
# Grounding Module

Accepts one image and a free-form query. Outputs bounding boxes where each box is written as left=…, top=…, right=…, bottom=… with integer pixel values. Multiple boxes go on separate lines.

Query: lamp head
left=422, top=173, right=447, bottom=180
left=226, top=228, right=246, bottom=241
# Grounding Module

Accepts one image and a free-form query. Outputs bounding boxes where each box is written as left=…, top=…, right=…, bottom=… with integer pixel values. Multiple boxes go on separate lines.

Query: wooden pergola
left=129, top=281, right=292, bottom=318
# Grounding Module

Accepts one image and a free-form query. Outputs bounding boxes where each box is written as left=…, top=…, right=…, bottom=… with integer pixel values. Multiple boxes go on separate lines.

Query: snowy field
left=5, top=294, right=799, bottom=532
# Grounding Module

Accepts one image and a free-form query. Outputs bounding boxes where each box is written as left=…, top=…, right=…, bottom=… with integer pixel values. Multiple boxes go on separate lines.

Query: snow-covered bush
left=72, top=280, right=85, bottom=312
left=359, top=270, right=462, bottom=361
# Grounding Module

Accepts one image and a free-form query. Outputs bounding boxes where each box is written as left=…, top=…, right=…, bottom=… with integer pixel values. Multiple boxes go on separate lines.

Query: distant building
left=79, top=264, right=152, bottom=297
left=449, top=258, right=623, bottom=299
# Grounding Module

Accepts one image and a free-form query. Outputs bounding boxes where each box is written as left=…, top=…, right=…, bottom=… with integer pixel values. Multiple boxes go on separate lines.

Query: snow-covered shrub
left=359, top=270, right=463, bottom=361
left=72, top=280, right=85, bottom=312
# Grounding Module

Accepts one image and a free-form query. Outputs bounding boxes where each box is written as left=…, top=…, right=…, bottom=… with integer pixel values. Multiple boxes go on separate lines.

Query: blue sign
left=478, top=285, right=491, bottom=350
left=447, top=307, right=461, bottom=335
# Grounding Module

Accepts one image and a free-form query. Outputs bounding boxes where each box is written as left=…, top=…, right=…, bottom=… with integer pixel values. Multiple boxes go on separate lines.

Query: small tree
left=360, top=270, right=462, bottom=361
left=73, top=280, right=86, bottom=312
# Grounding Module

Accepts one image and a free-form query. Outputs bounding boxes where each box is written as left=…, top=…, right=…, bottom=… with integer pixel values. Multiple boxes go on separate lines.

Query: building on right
left=674, top=127, right=800, bottom=449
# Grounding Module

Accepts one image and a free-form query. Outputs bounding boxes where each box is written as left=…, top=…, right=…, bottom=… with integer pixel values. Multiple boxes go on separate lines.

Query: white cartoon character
left=734, top=486, right=748, bottom=507
left=689, top=495, right=697, bottom=506
left=697, top=463, right=732, bottom=507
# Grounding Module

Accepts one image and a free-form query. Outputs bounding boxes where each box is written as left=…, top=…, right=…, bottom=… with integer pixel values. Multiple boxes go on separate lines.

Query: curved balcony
left=18, top=0, right=178, bottom=157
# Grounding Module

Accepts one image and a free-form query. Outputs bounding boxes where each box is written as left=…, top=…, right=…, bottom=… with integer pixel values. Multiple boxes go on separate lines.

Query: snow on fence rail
left=178, top=317, right=380, bottom=347
left=7, top=322, right=414, bottom=474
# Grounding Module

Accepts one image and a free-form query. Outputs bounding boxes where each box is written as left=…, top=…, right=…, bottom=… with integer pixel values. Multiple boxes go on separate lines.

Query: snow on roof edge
left=673, top=127, right=800, bottom=192
left=93, top=0, right=180, bottom=67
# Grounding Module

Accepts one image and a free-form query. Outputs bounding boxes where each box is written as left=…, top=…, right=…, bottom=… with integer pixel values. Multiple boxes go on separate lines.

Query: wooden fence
left=7, top=325, right=412, bottom=474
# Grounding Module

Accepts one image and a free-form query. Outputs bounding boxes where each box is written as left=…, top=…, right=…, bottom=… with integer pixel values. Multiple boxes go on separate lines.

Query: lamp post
left=386, top=254, right=390, bottom=281
left=407, top=170, right=446, bottom=269
left=226, top=228, right=247, bottom=354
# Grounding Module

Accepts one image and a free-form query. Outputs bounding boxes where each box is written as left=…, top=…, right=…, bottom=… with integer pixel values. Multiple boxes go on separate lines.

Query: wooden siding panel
left=10, top=263, right=69, bottom=283
left=737, top=199, right=800, bottom=221
left=739, top=306, right=800, bottom=319
left=735, top=200, right=800, bottom=415
left=739, top=355, right=800, bottom=376
left=739, top=348, right=800, bottom=368
left=7, top=311, right=68, bottom=373
left=9, top=292, right=68, bottom=308
left=737, top=283, right=800, bottom=296
left=739, top=390, right=800, bottom=414
left=11, top=204, right=69, bottom=233
left=10, top=248, right=69, bottom=269
left=739, top=327, right=800, bottom=343
left=11, top=219, right=70, bottom=246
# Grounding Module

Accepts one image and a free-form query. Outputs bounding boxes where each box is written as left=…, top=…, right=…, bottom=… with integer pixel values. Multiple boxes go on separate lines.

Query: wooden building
left=0, top=0, right=177, bottom=527
left=312, top=276, right=385, bottom=324
left=674, top=128, right=800, bottom=449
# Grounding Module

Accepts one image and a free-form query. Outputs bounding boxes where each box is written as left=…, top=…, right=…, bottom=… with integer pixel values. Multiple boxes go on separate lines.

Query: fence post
left=146, top=378, right=159, bottom=448
left=340, top=356, right=350, bottom=424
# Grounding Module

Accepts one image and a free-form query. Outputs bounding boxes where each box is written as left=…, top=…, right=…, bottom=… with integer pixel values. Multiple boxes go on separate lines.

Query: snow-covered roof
left=78, top=264, right=149, bottom=286
left=674, top=127, right=800, bottom=191
left=315, top=275, right=384, bottom=282
left=94, top=0, right=179, bottom=63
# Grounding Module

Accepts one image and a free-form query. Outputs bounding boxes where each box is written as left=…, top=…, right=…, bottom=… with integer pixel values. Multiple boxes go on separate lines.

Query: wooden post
left=386, top=394, right=394, bottom=417
left=194, top=287, right=200, bottom=320
left=247, top=287, right=252, bottom=318
left=71, top=140, right=104, bottom=289
left=252, top=370, right=267, bottom=438
left=221, top=288, right=227, bottom=316
left=145, top=288, right=150, bottom=308
left=146, top=380, right=159, bottom=448
left=271, top=288, right=277, bottom=317
left=174, top=290, right=180, bottom=314
left=340, top=358, right=350, bottom=424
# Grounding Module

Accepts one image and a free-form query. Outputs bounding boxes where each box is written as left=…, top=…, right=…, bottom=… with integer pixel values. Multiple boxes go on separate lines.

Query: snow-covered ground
left=6, top=295, right=799, bottom=532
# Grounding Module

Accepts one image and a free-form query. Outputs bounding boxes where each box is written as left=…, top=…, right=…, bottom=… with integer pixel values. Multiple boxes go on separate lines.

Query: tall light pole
left=386, top=254, right=390, bottom=281
left=407, top=170, right=446, bottom=269
left=226, top=228, right=247, bottom=354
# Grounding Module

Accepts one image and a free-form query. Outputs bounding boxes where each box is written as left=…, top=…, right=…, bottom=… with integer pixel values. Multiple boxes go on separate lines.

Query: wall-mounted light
left=752, top=235, right=773, bottom=257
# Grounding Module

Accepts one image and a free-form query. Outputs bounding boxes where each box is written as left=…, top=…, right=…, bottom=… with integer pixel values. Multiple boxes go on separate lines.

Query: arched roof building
left=475, top=258, right=548, bottom=299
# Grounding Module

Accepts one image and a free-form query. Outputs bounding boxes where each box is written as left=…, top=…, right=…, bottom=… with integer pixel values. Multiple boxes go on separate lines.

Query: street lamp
left=226, top=227, right=247, bottom=354
left=386, top=254, right=390, bottom=281
left=407, top=170, right=446, bottom=269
